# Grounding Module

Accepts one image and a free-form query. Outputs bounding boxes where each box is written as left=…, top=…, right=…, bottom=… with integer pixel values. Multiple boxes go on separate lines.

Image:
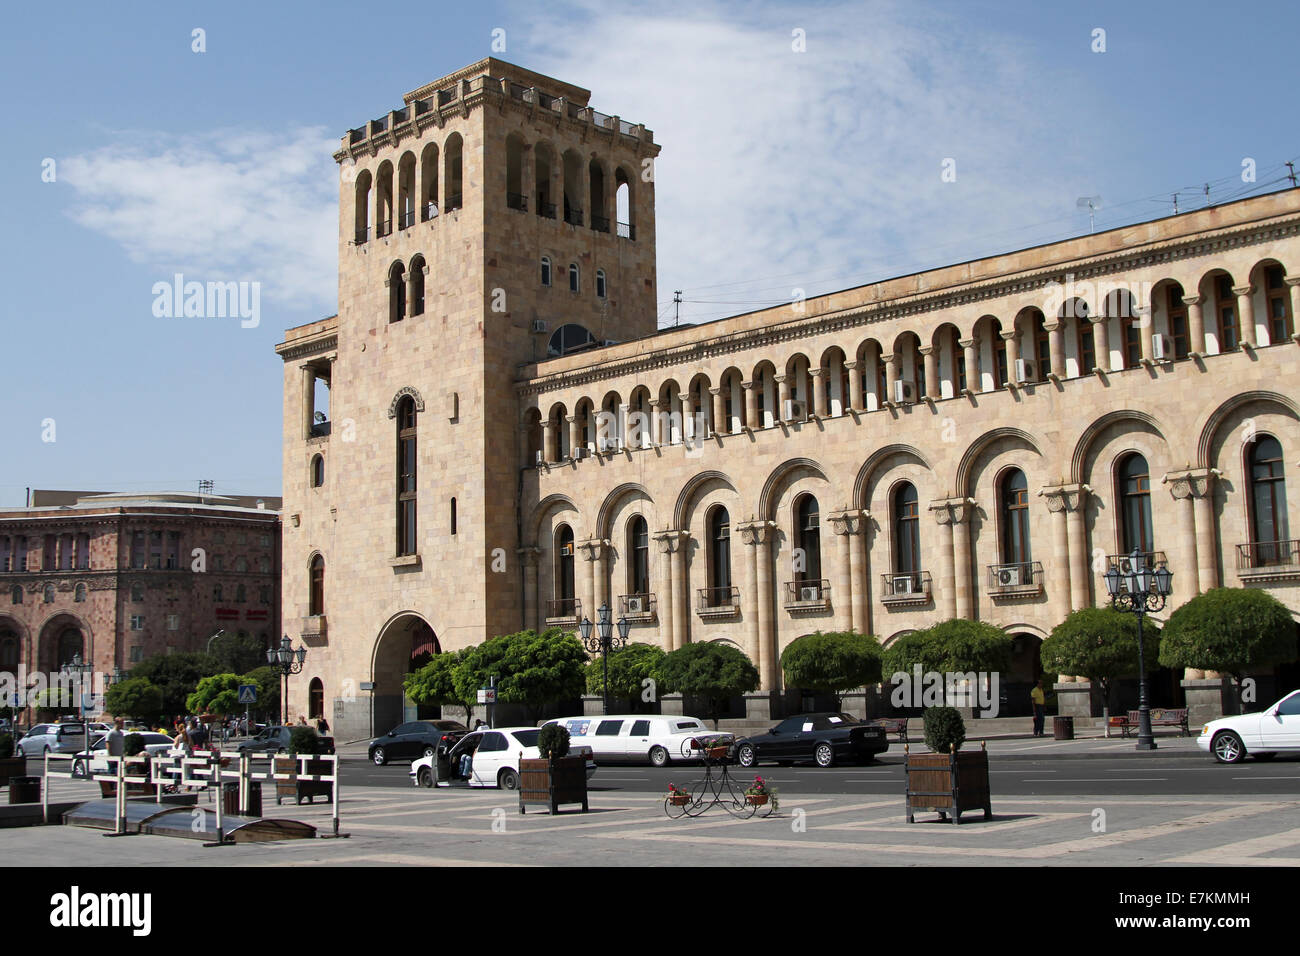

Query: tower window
left=541, top=257, right=552, bottom=287
left=569, top=264, right=579, bottom=294
left=450, top=498, right=457, bottom=536
left=596, top=270, right=607, bottom=299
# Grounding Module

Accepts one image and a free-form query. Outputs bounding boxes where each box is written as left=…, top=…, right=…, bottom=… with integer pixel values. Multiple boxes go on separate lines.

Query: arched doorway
left=1002, top=632, right=1042, bottom=717
left=371, top=613, right=441, bottom=735
left=308, top=678, right=324, bottom=720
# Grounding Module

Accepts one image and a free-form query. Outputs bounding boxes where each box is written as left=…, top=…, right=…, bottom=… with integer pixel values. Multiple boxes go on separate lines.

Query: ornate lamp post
left=578, top=604, right=631, bottom=715
left=60, top=652, right=94, bottom=771
left=266, top=634, right=307, bottom=725
left=1103, top=550, right=1173, bottom=751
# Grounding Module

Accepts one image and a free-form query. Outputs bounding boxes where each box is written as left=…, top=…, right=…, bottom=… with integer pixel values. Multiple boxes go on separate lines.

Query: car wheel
left=648, top=745, right=669, bottom=768
left=372, top=747, right=387, bottom=766
left=1254, top=752, right=1277, bottom=761
left=498, top=768, right=520, bottom=791
left=15, top=746, right=23, bottom=758
left=72, top=758, right=88, bottom=777
left=814, top=743, right=834, bottom=768
left=423, top=746, right=437, bottom=758
left=1211, top=731, right=1245, bottom=764
left=417, top=766, right=433, bottom=788
left=736, top=744, right=757, bottom=768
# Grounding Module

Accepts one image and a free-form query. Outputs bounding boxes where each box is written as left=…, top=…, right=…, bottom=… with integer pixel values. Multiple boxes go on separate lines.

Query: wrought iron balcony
left=545, top=597, right=580, bottom=623
left=696, top=586, right=739, bottom=618
left=376, top=217, right=392, bottom=237
left=881, top=570, right=931, bottom=606
left=354, top=226, right=370, bottom=244
left=783, top=579, right=830, bottom=610
left=563, top=206, right=583, bottom=226
left=445, top=194, right=463, bottom=213
left=422, top=202, right=439, bottom=222
left=591, top=214, right=611, bottom=234
left=987, top=561, right=1044, bottom=597
left=618, top=592, right=656, bottom=621
left=1237, top=540, right=1300, bottom=581
left=617, top=221, right=635, bottom=240
left=537, top=201, right=556, bottom=220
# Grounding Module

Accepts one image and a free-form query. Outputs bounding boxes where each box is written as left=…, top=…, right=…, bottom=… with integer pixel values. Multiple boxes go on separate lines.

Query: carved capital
left=826, top=509, right=867, bottom=535
left=577, top=538, right=608, bottom=561
left=930, top=496, right=975, bottom=525
left=708, top=386, right=723, bottom=396
left=1039, top=482, right=1089, bottom=514
left=735, top=519, right=777, bottom=546
left=843, top=360, right=860, bottom=371
left=1164, top=468, right=1216, bottom=500
left=1231, top=285, right=1253, bottom=298
left=1181, top=294, right=1204, bottom=307
left=652, top=530, right=687, bottom=554
left=741, top=381, right=756, bottom=391
left=958, top=339, right=975, bottom=350
left=516, top=546, right=541, bottom=567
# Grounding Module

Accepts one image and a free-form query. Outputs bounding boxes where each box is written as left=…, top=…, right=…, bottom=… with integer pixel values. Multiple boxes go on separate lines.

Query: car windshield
left=432, top=720, right=468, bottom=731
left=511, top=730, right=541, bottom=748
left=829, top=714, right=859, bottom=725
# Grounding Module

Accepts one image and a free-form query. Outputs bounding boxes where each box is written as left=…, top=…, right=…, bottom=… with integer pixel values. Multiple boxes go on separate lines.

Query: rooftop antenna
left=673, top=290, right=682, bottom=327
left=1203, top=182, right=1211, bottom=205
left=1172, top=193, right=1179, bottom=215
left=198, top=479, right=214, bottom=497
left=1287, top=162, right=1297, bottom=188
left=1076, top=196, right=1102, bottom=233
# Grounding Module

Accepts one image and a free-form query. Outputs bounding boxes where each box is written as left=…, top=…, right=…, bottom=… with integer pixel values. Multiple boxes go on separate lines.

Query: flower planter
left=705, top=746, right=729, bottom=761
left=668, top=792, right=691, bottom=807
left=903, top=745, right=991, bottom=825
left=518, top=756, right=588, bottom=814
left=745, top=793, right=769, bottom=806
left=274, top=756, right=333, bottom=805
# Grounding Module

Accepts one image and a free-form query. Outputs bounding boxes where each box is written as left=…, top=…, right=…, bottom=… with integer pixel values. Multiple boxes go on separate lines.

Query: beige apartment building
left=279, top=59, right=1300, bottom=739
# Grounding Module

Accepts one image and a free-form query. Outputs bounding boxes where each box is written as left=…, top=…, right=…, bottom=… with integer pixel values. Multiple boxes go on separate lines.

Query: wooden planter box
left=274, top=756, right=334, bottom=805
left=668, top=792, right=691, bottom=807
left=746, top=793, right=769, bottom=806
left=0, top=758, right=25, bottom=787
left=519, top=756, right=588, bottom=814
left=97, top=759, right=156, bottom=797
left=904, top=746, right=991, bottom=825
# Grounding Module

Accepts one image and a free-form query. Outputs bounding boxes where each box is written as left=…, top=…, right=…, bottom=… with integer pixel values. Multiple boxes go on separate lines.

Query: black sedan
left=368, top=719, right=470, bottom=765
left=236, top=725, right=336, bottom=755
left=734, top=713, right=888, bottom=768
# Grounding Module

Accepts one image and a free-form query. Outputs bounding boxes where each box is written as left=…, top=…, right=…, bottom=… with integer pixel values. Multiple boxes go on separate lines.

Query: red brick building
left=0, top=491, right=281, bottom=716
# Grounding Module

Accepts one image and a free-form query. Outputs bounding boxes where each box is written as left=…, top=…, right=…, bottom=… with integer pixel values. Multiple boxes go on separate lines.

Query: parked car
left=1199, top=689, right=1300, bottom=763
left=542, top=715, right=712, bottom=766
left=368, top=719, right=470, bottom=766
left=16, top=723, right=98, bottom=757
left=236, top=725, right=335, bottom=755
left=409, top=727, right=597, bottom=790
left=734, top=712, right=889, bottom=768
left=71, top=732, right=177, bottom=776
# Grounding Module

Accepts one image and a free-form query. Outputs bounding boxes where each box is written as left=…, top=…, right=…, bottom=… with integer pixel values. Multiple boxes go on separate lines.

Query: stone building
left=0, top=491, right=282, bottom=720
left=279, top=59, right=1300, bottom=739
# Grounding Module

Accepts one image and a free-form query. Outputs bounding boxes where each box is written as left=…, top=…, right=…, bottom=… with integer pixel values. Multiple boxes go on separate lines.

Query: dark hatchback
left=369, top=719, right=470, bottom=765
left=734, top=713, right=888, bottom=768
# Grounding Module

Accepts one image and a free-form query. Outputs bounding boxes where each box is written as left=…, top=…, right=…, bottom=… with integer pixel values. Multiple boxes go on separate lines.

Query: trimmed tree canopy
left=1158, top=587, right=1297, bottom=681
left=105, top=677, right=165, bottom=721
left=655, top=641, right=759, bottom=724
left=882, top=619, right=1013, bottom=679
left=455, top=629, right=588, bottom=720
left=586, top=642, right=665, bottom=700
left=780, top=632, right=883, bottom=700
left=405, top=649, right=477, bottom=721
left=186, top=673, right=243, bottom=716
left=1040, top=607, right=1160, bottom=689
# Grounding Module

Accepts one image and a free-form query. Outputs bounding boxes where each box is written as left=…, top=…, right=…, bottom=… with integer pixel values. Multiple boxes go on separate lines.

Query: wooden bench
left=869, top=717, right=909, bottom=744
left=1116, top=708, right=1190, bottom=737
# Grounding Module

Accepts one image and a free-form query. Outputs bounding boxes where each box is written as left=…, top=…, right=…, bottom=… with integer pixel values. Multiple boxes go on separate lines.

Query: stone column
left=672, top=531, right=690, bottom=649
left=541, top=417, right=555, bottom=463
left=1002, top=329, right=1020, bottom=383
left=579, top=539, right=601, bottom=625
left=1183, top=295, right=1206, bottom=355
left=864, top=351, right=881, bottom=406
left=653, top=531, right=679, bottom=650
left=1189, top=469, right=1220, bottom=592
left=617, top=403, right=629, bottom=449
left=742, top=381, right=758, bottom=430
left=845, top=360, right=863, bottom=411
left=950, top=498, right=975, bottom=619
left=1166, top=471, right=1201, bottom=601
left=710, top=387, right=725, bottom=436
left=1064, top=484, right=1090, bottom=611
left=776, top=374, right=791, bottom=421
left=960, top=338, right=979, bottom=393
left=738, top=520, right=775, bottom=682
left=648, top=399, right=663, bottom=446
left=930, top=501, right=958, bottom=619
left=567, top=414, right=581, bottom=458
left=1136, top=305, right=1155, bottom=364
left=300, top=365, right=315, bottom=440
left=1040, top=486, right=1073, bottom=613
left=920, top=346, right=939, bottom=400
left=810, top=368, right=827, bottom=418
left=1233, top=285, right=1256, bottom=348
left=1090, top=315, right=1111, bottom=372
left=518, top=547, right=540, bottom=631
left=826, top=511, right=856, bottom=632
left=1045, top=321, right=1065, bottom=379
left=883, top=353, right=898, bottom=403
left=1286, top=277, right=1300, bottom=339
left=680, top=391, right=695, bottom=442
left=754, top=522, right=776, bottom=689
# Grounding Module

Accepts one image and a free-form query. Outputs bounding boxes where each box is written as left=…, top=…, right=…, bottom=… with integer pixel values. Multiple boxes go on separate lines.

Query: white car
left=72, top=732, right=177, bottom=776
left=408, top=726, right=597, bottom=790
left=544, top=715, right=712, bottom=767
left=1198, top=689, right=1300, bottom=763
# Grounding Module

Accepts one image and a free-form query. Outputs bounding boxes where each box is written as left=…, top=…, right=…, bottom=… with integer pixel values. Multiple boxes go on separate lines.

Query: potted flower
left=519, top=723, right=588, bottom=814
left=743, top=775, right=777, bottom=810
left=903, top=707, right=991, bottom=825
left=666, top=782, right=691, bottom=807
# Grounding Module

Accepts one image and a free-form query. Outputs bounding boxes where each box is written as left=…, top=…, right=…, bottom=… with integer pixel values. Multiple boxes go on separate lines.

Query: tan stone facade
left=281, top=59, right=1300, bottom=739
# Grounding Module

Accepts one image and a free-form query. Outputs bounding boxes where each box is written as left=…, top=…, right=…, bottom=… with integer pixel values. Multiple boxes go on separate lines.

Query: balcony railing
left=445, top=194, right=462, bottom=213
left=376, top=218, right=392, bottom=237
left=537, top=201, right=557, bottom=220
left=422, top=202, right=439, bottom=222
left=881, top=570, right=931, bottom=605
left=354, top=226, right=370, bottom=244
left=591, top=214, right=611, bottom=234
left=564, top=206, right=583, bottom=226
left=696, top=586, right=739, bottom=618
left=619, top=592, right=657, bottom=620
left=617, top=221, right=635, bottom=240
left=309, top=420, right=331, bottom=438
left=506, top=192, right=528, bottom=212
left=1237, top=540, right=1300, bottom=579
left=545, top=597, right=581, bottom=622
left=987, top=561, right=1044, bottom=597
left=398, top=209, right=415, bottom=229
left=784, top=579, right=830, bottom=610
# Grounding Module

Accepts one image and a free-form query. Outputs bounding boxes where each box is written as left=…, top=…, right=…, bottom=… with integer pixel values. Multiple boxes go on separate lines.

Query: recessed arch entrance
left=371, top=612, right=442, bottom=735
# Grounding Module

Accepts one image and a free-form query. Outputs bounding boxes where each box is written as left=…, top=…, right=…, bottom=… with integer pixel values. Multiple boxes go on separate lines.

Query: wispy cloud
left=60, top=127, right=338, bottom=309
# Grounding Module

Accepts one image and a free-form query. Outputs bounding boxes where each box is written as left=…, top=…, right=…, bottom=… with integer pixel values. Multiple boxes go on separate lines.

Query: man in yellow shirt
left=1030, top=680, right=1046, bottom=737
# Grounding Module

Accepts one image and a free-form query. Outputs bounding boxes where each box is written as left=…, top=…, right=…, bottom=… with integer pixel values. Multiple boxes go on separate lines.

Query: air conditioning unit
left=599, top=437, right=620, bottom=453
left=1151, top=334, right=1169, bottom=361
left=783, top=399, right=806, bottom=421
left=892, top=575, right=914, bottom=595
left=800, top=585, right=821, bottom=602
left=531, top=319, right=547, bottom=334
left=1014, top=358, right=1034, bottom=383
left=893, top=380, right=914, bottom=404
left=626, top=596, right=645, bottom=614
left=572, top=447, right=589, bottom=460
left=997, top=566, right=1023, bottom=587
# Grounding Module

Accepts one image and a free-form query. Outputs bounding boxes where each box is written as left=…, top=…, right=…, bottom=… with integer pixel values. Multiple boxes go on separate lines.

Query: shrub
left=537, top=723, right=570, bottom=761
left=288, top=726, right=321, bottom=756
left=923, top=707, right=966, bottom=754
left=0, top=733, right=13, bottom=760
left=780, top=631, right=883, bottom=708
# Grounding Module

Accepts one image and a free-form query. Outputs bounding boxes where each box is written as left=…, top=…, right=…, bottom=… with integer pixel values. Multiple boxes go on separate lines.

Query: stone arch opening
left=371, top=613, right=442, bottom=734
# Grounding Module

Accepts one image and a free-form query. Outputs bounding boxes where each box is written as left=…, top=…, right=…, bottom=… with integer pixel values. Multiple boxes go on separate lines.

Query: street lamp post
left=578, top=604, right=631, bottom=715
left=266, top=634, right=307, bottom=725
left=60, top=652, right=94, bottom=772
left=1103, top=550, right=1174, bottom=751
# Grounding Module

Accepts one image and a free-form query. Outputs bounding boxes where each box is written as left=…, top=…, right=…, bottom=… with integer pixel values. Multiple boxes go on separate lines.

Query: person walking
left=1030, top=680, right=1046, bottom=737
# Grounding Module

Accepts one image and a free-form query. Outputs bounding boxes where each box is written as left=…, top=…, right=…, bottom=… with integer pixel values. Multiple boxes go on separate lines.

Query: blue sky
left=1, top=0, right=1295, bottom=505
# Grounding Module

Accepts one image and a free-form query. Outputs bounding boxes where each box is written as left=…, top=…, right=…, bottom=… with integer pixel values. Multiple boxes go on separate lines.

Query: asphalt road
left=339, top=750, right=1300, bottom=796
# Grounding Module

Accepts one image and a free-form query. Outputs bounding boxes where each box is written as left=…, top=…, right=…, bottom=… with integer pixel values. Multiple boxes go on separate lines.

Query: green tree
left=104, top=677, right=165, bottom=722
left=1158, top=587, right=1298, bottom=711
left=455, top=629, right=587, bottom=723
left=131, top=651, right=218, bottom=717
left=882, top=619, right=1013, bottom=706
left=405, top=650, right=477, bottom=725
left=186, top=673, right=243, bottom=716
left=208, top=632, right=266, bottom=676
left=586, top=642, right=666, bottom=706
left=655, top=641, right=760, bottom=728
left=1040, top=607, right=1159, bottom=720
left=239, top=667, right=282, bottom=723
left=780, top=631, right=883, bottom=709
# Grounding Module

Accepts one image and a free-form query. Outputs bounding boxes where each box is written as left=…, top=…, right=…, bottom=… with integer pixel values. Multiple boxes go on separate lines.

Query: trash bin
left=221, top=781, right=262, bottom=817
left=1053, top=715, right=1074, bottom=741
left=9, top=776, right=41, bottom=804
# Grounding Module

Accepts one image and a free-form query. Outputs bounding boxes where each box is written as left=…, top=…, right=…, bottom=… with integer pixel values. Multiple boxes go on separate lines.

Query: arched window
left=375, top=160, right=393, bottom=237
left=74, top=584, right=86, bottom=603
left=548, top=323, right=596, bottom=357
left=309, top=678, right=324, bottom=719
left=353, top=168, right=372, bottom=243
left=893, top=482, right=920, bottom=575
left=555, top=525, right=575, bottom=614
left=1117, top=453, right=1154, bottom=554
left=311, top=454, right=325, bottom=488
left=540, top=256, right=551, bottom=287
left=309, top=555, right=325, bottom=616
left=999, top=469, right=1032, bottom=565
left=589, top=159, right=608, bottom=232
left=409, top=255, right=425, bottom=316
left=450, top=498, right=457, bottom=536
left=1165, top=284, right=1190, bottom=359
left=1265, top=265, right=1294, bottom=343
left=9, top=586, right=19, bottom=605
left=1030, top=311, right=1050, bottom=379
left=615, top=167, right=634, bottom=239
left=236, top=584, right=247, bottom=604
left=419, top=142, right=439, bottom=221
left=388, top=261, right=406, bottom=324
left=506, top=134, right=525, bottom=210
left=57, top=628, right=83, bottom=669
left=534, top=144, right=554, bottom=218
left=707, top=506, right=732, bottom=603
left=628, top=516, right=650, bottom=599
left=42, top=584, right=54, bottom=604
left=1215, top=274, right=1240, bottom=352
left=443, top=133, right=463, bottom=212
left=568, top=263, right=580, bottom=294
left=397, top=152, right=416, bottom=229
left=397, top=397, right=418, bottom=556
left=795, top=495, right=821, bottom=583
left=1248, top=436, right=1290, bottom=565
left=596, top=269, right=607, bottom=299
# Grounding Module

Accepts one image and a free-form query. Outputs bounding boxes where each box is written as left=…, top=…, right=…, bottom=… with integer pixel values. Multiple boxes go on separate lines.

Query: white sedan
left=409, top=727, right=597, bottom=790
left=72, top=732, right=176, bottom=776
left=1198, top=689, right=1300, bottom=763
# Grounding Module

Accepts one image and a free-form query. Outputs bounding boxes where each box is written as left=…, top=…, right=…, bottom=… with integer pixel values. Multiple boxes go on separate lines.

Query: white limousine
left=544, top=715, right=714, bottom=767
